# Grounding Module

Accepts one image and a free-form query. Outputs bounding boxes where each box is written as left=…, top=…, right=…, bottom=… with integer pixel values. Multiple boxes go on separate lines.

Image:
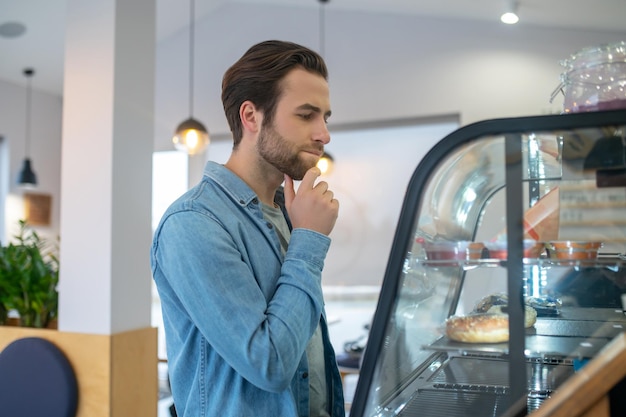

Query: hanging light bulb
left=501, top=0, right=520, bottom=24
left=17, top=68, right=37, bottom=187
left=173, top=0, right=209, bottom=155
left=315, top=0, right=335, bottom=176
left=316, top=152, right=334, bottom=175
left=173, top=117, right=209, bottom=155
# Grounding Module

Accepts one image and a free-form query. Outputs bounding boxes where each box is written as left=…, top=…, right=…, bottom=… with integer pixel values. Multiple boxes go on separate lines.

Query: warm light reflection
left=316, top=152, right=334, bottom=175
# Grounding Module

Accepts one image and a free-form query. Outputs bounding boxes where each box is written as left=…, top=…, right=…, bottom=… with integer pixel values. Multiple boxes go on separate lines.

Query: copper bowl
left=424, top=241, right=485, bottom=262
left=547, top=241, right=602, bottom=260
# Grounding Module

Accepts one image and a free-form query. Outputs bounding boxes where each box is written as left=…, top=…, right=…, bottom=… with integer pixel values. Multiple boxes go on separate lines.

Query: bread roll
left=445, top=314, right=509, bottom=343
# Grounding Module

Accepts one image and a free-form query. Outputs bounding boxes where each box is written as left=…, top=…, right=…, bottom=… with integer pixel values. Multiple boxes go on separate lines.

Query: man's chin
left=286, top=166, right=313, bottom=181
left=285, top=160, right=318, bottom=181
left=288, top=171, right=305, bottom=181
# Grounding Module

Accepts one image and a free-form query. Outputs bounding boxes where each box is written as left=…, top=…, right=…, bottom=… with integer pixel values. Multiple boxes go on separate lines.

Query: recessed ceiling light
left=501, top=12, right=519, bottom=25
left=0, top=22, right=27, bottom=38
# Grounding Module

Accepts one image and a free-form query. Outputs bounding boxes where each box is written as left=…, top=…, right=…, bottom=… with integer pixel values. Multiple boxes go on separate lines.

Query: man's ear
left=240, top=100, right=262, bottom=133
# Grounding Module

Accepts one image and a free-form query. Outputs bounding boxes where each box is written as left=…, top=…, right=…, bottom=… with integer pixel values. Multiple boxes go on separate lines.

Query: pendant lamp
left=17, top=68, right=37, bottom=187
left=317, top=152, right=334, bottom=176
left=172, top=0, right=210, bottom=155
left=315, top=0, right=334, bottom=176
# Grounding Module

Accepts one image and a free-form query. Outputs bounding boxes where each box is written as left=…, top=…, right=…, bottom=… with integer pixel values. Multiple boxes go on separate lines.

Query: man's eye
left=299, top=113, right=313, bottom=120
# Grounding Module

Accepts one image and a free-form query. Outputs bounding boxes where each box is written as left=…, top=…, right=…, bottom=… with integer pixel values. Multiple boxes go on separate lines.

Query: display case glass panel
left=350, top=110, right=626, bottom=417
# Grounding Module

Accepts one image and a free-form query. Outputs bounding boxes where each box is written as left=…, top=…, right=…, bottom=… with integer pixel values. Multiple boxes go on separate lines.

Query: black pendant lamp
left=315, top=0, right=334, bottom=176
left=17, top=67, right=37, bottom=187
left=172, top=0, right=209, bottom=155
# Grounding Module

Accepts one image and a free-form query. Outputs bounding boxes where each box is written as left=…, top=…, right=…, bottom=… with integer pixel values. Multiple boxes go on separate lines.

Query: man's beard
left=257, top=122, right=321, bottom=180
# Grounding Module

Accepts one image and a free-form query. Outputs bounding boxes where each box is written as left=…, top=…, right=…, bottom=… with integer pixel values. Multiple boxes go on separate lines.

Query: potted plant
left=0, top=220, right=59, bottom=328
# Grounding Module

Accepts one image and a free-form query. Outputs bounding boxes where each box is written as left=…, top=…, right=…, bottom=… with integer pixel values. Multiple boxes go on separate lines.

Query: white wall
left=2, top=2, right=625, bottom=251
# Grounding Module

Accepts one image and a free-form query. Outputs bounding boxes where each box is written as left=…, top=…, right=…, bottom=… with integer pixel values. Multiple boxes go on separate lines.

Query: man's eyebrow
left=296, top=103, right=332, bottom=118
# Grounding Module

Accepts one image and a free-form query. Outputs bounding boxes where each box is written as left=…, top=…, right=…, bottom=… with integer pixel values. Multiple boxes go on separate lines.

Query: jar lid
left=561, top=41, right=626, bottom=71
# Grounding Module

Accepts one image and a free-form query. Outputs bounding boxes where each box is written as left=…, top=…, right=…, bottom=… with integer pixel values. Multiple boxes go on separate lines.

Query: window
left=151, top=151, right=188, bottom=233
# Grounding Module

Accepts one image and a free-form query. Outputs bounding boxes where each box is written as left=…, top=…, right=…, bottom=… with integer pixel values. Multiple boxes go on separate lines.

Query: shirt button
left=239, top=199, right=245, bottom=204
left=302, top=372, right=308, bottom=379
left=266, top=222, right=273, bottom=229
left=252, top=197, right=259, bottom=204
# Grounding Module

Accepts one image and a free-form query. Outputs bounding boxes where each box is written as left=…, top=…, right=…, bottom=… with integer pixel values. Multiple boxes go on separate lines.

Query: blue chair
left=0, top=337, right=78, bottom=417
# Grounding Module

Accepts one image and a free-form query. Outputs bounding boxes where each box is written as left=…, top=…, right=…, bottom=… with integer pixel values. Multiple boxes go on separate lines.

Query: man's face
left=257, top=68, right=331, bottom=180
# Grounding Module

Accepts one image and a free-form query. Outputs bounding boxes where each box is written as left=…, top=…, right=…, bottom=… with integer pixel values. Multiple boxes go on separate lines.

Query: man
left=151, top=40, right=345, bottom=417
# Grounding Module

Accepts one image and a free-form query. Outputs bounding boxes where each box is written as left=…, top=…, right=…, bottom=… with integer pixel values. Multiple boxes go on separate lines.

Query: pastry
left=445, top=314, right=509, bottom=343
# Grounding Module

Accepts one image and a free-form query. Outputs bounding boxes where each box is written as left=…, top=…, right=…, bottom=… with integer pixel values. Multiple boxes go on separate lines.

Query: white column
left=59, top=0, right=156, bottom=334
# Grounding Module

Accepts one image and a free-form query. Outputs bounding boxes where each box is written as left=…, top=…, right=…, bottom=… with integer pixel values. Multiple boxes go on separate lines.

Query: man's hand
left=283, top=167, right=339, bottom=236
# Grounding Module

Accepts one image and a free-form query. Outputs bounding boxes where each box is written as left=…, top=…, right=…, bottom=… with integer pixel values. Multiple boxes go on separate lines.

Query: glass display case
left=350, top=110, right=626, bottom=417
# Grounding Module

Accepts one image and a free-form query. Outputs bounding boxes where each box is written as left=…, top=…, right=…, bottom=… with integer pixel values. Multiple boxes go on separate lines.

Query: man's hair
left=221, top=40, right=328, bottom=146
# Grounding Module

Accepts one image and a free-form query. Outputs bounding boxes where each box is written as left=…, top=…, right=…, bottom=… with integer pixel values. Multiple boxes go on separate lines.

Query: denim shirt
left=151, top=161, right=345, bottom=417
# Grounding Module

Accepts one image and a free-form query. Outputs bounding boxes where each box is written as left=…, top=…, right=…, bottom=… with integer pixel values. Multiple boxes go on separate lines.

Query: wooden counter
left=0, top=326, right=158, bottom=417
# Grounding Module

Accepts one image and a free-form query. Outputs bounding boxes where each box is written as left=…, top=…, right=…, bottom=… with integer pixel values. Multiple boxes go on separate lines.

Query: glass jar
left=551, top=41, right=626, bottom=113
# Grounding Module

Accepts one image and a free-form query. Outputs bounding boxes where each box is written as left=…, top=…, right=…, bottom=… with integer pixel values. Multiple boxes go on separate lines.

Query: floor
left=155, top=287, right=380, bottom=416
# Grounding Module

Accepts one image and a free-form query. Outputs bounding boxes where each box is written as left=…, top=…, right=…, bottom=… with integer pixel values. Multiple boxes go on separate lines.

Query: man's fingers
left=300, top=167, right=321, bottom=191
left=314, top=180, right=328, bottom=194
left=285, top=166, right=339, bottom=236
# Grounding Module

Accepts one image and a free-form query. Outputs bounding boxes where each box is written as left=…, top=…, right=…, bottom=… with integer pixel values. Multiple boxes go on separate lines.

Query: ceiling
left=0, top=0, right=625, bottom=97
